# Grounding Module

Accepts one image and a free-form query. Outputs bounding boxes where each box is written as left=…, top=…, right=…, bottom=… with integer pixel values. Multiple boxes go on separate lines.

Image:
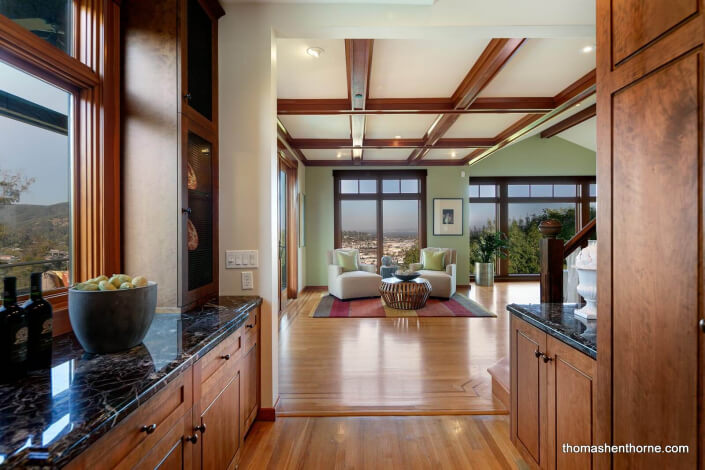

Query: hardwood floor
left=277, top=282, right=539, bottom=416
left=240, top=415, right=532, bottom=470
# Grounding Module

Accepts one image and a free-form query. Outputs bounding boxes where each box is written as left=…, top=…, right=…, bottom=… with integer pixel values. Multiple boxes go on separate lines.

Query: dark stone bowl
left=68, top=282, right=158, bottom=354
left=394, top=272, right=421, bottom=282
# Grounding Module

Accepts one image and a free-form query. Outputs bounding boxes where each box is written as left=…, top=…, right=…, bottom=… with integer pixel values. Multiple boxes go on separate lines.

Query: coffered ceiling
left=276, top=37, right=596, bottom=166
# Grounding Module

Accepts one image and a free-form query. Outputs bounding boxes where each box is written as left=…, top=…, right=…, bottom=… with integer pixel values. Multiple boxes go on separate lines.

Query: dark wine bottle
left=23, top=273, right=53, bottom=370
left=0, top=276, right=28, bottom=379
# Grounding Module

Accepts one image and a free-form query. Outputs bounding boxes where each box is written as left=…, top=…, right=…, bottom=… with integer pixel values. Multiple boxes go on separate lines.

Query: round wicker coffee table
left=380, top=277, right=432, bottom=310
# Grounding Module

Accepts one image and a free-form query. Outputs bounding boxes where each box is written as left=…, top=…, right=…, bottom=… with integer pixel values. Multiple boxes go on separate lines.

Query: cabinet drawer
left=243, top=308, right=259, bottom=351
left=67, top=368, right=193, bottom=470
left=198, top=329, right=242, bottom=390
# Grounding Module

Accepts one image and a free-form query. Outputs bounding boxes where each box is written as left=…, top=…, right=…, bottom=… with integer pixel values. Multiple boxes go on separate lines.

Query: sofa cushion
left=334, top=270, right=382, bottom=299
left=423, top=250, right=446, bottom=271
left=418, top=269, right=453, bottom=298
left=336, top=250, right=359, bottom=272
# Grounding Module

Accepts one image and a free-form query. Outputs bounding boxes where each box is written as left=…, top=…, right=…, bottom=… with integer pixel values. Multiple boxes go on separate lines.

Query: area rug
left=310, top=293, right=496, bottom=318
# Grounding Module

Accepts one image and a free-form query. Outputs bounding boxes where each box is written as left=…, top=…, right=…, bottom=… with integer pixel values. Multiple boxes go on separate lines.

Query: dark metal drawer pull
left=194, top=423, right=206, bottom=433
left=221, top=354, right=231, bottom=360
left=185, top=434, right=198, bottom=444
left=140, top=423, right=157, bottom=434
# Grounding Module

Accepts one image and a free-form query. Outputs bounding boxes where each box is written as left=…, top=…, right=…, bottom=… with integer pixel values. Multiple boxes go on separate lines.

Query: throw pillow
left=423, top=250, right=446, bottom=271
left=336, top=251, right=359, bottom=272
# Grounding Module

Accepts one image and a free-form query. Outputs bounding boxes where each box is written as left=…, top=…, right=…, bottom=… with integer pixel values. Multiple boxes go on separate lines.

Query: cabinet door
left=180, top=118, right=218, bottom=306
left=199, top=374, right=241, bottom=470
left=510, top=316, right=547, bottom=467
left=241, top=342, right=259, bottom=435
left=134, top=413, right=194, bottom=470
left=546, top=336, right=596, bottom=470
left=183, top=0, right=215, bottom=121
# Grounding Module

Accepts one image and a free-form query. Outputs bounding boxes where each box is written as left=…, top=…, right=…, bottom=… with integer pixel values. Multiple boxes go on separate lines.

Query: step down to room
left=487, top=357, right=510, bottom=410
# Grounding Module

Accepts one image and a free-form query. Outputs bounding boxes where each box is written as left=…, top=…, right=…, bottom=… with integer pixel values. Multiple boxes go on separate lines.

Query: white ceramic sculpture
left=574, top=243, right=597, bottom=319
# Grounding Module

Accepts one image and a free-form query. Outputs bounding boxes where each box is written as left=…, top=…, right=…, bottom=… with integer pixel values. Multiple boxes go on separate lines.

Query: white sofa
left=410, top=248, right=457, bottom=299
left=327, top=249, right=382, bottom=300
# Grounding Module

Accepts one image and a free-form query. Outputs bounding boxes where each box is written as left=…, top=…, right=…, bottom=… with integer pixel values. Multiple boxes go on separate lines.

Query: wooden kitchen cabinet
left=510, top=316, right=596, bottom=470
left=133, top=413, right=195, bottom=470
left=197, top=374, right=241, bottom=470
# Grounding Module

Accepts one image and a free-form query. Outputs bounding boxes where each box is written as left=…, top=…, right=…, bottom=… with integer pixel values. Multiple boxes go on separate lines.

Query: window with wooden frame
left=469, top=176, right=596, bottom=279
left=0, top=1, right=120, bottom=334
left=334, top=170, right=427, bottom=271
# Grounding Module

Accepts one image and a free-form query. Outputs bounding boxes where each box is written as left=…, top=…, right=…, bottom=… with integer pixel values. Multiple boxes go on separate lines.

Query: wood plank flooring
left=277, top=282, right=539, bottom=416
left=240, top=415, right=532, bottom=470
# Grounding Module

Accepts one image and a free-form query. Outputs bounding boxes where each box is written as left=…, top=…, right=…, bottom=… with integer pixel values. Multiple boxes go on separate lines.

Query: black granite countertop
left=0, top=296, right=261, bottom=469
left=506, top=303, right=596, bottom=359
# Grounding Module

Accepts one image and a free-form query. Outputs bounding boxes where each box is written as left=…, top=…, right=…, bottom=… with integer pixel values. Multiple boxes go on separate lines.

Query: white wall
left=218, top=0, right=595, bottom=409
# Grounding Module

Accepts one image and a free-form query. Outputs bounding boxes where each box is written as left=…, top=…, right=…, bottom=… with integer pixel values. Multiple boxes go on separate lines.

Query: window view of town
left=1, top=61, right=71, bottom=295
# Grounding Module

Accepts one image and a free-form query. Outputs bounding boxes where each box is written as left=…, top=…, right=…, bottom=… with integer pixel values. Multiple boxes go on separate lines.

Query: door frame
left=278, top=157, right=298, bottom=311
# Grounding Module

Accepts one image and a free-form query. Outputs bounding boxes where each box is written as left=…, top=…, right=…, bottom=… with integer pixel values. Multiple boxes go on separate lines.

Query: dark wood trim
left=470, top=175, right=597, bottom=184
left=409, top=38, right=526, bottom=163
left=540, top=103, right=596, bottom=139
left=286, top=165, right=298, bottom=300
left=333, top=170, right=427, bottom=270
left=256, top=408, right=276, bottom=421
left=553, top=69, right=596, bottom=106
left=563, top=218, right=596, bottom=256
left=277, top=96, right=555, bottom=115
left=290, top=137, right=495, bottom=149
left=277, top=120, right=309, bottom=164
left=345, top=39, right=374, bottom=163
left=306, top=159, right=466, bottom=167
left=199, top=0, right=225, bottom=19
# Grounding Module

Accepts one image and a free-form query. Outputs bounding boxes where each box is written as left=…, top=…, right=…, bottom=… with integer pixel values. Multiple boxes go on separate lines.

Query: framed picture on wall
left=433, top=198, right=463, bottom=236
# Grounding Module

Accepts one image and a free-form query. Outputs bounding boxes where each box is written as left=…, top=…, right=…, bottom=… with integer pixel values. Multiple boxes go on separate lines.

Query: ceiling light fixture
left=336, top=152, right=342, bottom=158
left=306, top=47, right=324, bottom=58
left=581, top=45, right=594, bottom=53
left=451, top=151, right=457, bottom=158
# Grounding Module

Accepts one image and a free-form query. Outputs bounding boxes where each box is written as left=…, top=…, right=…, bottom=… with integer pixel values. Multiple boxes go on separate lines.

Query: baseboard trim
left=257, top=396, right=280, bottom=421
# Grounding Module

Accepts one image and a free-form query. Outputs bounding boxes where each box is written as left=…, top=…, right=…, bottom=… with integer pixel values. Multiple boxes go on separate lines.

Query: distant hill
left=0, top=202, right=69, bottom=229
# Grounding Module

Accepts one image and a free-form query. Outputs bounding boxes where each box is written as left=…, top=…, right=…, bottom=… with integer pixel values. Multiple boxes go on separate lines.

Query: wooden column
left=538, top=220, right=563, bottom=303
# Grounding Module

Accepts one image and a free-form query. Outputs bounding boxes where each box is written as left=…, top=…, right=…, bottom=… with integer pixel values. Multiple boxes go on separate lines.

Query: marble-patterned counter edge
left=507, top=303, right=597, bottom=360
left=9, top=296, right=262, bottom=469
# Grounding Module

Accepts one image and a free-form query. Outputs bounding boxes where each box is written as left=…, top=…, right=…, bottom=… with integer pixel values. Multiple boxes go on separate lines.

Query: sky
left=1, top=61, right=70, bottom=206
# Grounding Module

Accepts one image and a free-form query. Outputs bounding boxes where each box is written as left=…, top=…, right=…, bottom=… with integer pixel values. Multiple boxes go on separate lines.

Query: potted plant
left=472, top=232, right=509, bottom=286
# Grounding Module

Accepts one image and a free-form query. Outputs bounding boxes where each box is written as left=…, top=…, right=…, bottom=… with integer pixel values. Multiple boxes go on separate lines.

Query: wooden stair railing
left=539, top=218, right=596, bottom=303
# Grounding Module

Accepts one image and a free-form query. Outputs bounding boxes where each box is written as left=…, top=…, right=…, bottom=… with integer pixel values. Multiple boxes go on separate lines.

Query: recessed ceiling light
left=336, top=152, right=342, bottom=158
left=306, top=47, right=324, bottom=58
left=395, top=135, right=402, bottom=139
left=575, top=103, right=581, bottom=107
left=451, top=151, right=457, bottom=158
left=581, top=45, right=594, bottom=53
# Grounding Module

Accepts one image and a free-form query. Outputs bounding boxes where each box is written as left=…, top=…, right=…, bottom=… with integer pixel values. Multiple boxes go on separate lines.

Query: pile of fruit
left=72, top=274, right=150, bottom=291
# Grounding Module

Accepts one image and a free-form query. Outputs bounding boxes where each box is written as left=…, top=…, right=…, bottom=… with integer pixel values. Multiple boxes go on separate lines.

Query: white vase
left=575, top=267, right=597, bottom=319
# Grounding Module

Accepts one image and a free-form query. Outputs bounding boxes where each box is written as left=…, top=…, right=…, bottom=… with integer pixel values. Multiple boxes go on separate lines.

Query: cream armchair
left=327, top=249, right=382, bottom=300
left=410, top=248, right=457, bottom=299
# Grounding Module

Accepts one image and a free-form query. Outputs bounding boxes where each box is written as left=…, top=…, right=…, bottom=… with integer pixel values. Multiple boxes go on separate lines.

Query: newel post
left=539, top=219, right=564, bottom=303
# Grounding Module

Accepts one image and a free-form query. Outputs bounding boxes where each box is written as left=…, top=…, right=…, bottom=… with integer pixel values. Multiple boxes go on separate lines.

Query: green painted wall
left=304, top=135, right=596, bottom=286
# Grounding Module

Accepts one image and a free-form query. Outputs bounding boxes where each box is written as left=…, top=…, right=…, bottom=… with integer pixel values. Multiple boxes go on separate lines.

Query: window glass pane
left=589, top=183, right=597, bottom=197
left=0, top=61, right=71, bottom=295
left=479, top=185, right=496, bottom=198
left=469, top=185, right=479, bottom=198
left=340, top=200, right=377, bottom=269
left=469, top=203, right=497, bottom=274
left=530, top=185, right=552, bottom=197
left=554, top=184, right=576, bottom=197
left=0, top=1, right=72, bottom=55
left=400, top=179, right=419, bottom=194
left=340, top=180, right=358, bottom=194
left=507, top=203, right=576, bottom=274
left=359, top=180, right=376, bottom=193
left=508, top=184, right=529, bottom=197
left=382, top=179, right=400, bottom=193
left=383, top=200, right=419, bottom=266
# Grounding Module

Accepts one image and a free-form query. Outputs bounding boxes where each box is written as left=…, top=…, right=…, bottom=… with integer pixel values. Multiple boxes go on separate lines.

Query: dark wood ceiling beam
left=290, top=137, right=495, bottom=149
left=305, top=159, right=466, bottom=167
left=540, top=103, right=596, bottom=139
left=408, top=38, right=527, bottom=164
left=276, top=119, right=308, bottom=164
left=345, top=39, right=374, bottom=163
left=277, top=97, right=554, bottom=115
left=460, top=70, right=596, bottom=165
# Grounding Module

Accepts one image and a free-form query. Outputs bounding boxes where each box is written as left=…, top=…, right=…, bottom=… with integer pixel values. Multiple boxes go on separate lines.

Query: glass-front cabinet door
left=181, top=119, right=218, bottom=306
left=182, top=0, right=215, bottom=123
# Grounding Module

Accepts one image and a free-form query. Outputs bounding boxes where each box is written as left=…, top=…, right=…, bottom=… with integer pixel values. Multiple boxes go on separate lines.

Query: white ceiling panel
left=479, top=38, right=595, bottom=97
left=363, top=148, right=411, bottom=161
left=365, top=114, right=439, bottom=139
left=279, top=115, right=351, bottom=139
left=513, top=93, right=596, bottom=144
left=369, top=38, right=490, bottom=98
left=444, top=113, right=527, bottom=138
left=424, top=148, right=476, bottom=160
left=557, top=116, right=596, bottom=151
left=277, top=39, right=348, bottom=99
left=302, top=149, right=352, bottom=161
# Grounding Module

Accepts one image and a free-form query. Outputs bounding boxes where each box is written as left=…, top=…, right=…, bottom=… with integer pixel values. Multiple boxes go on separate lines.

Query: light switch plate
left=241, top=271, right=254, bottom=290
left=226, top=250, right=259, bottom=269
